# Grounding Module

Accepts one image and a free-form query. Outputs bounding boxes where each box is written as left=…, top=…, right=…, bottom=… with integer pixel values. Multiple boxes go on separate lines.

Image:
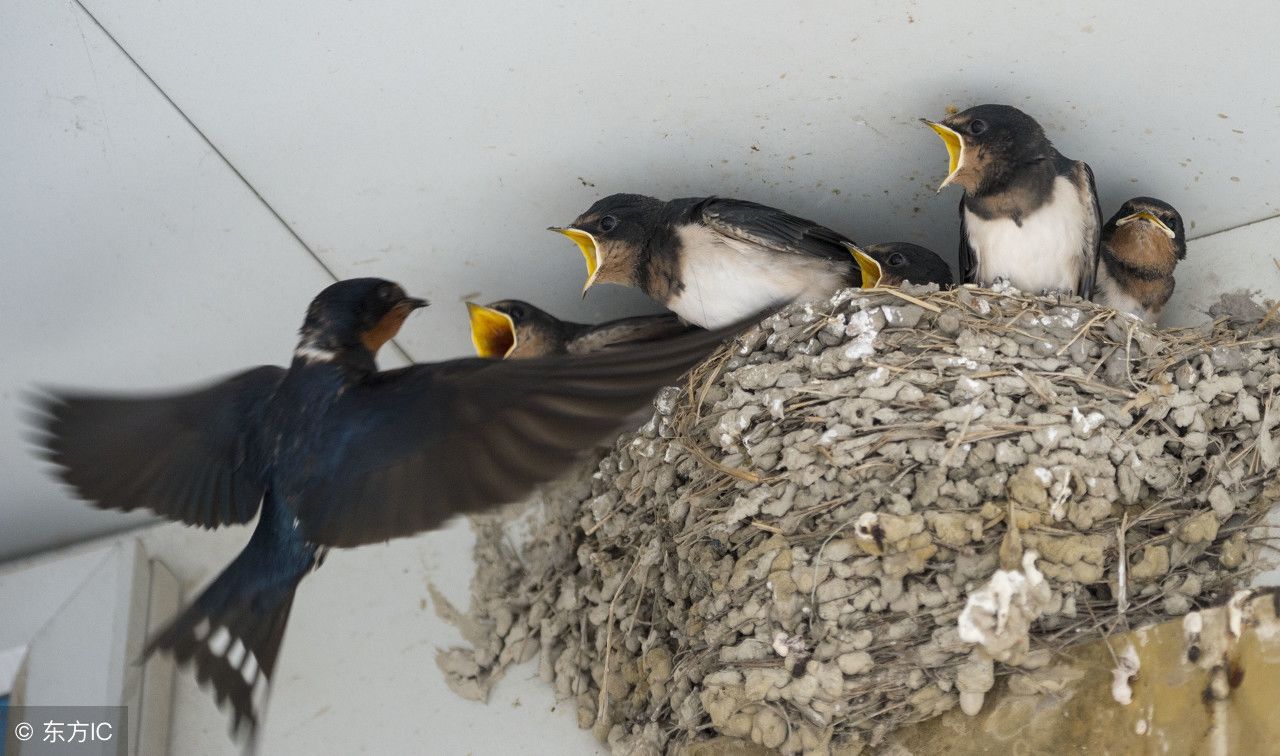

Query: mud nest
left=435, top=285, right=1280, bottom=755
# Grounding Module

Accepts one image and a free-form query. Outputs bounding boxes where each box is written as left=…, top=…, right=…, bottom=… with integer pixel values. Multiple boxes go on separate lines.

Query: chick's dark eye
left=888, top=253, right=906, bottom=267
left=509, top=306, right=525, bottom=319
left=378, top=286, right=394, bottom=301
left=598, top=215, right=619, bottom=233
left=968, top=119, right=987, bottom=136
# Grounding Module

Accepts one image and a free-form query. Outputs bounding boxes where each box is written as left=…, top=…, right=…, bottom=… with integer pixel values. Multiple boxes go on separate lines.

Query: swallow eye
left=598, top=215, right=619, bottom=233
left=508, top=305, right=525, bottom=320
left=968, top=119, right=988, bottom=136
left=887, top=252, right=906, bottom=267
left=378, top=285, right=395, bottom=302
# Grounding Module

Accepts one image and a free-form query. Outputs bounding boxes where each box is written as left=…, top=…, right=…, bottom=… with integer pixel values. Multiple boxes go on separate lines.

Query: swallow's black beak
left=402, top=297, right=430, bottom=311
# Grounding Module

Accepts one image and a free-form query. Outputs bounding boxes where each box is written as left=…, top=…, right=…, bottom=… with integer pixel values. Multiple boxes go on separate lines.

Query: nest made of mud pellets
left=435, top=285, right=1280, bottom=755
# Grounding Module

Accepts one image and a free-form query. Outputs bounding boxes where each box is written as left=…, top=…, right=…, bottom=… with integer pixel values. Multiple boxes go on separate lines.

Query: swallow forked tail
left=145, top=496, right=315, bottom=739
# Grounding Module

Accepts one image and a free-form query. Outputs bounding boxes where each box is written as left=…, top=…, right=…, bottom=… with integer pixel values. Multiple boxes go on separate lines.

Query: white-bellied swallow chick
left=552, top=194, right=863, bottom=328
left=923, top=104, right=1101, bottom=297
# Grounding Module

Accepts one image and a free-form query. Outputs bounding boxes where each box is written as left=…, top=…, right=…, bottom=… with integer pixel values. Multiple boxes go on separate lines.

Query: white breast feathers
left=965, top=175, right=1092, bottom=295
left=665, top=225, right=848, bottom=328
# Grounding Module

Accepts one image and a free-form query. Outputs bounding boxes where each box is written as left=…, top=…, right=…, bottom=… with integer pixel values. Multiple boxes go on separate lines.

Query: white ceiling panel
left=0, top=0, right=345, bottom=559
left=76, top=0, right=1280, bottom=361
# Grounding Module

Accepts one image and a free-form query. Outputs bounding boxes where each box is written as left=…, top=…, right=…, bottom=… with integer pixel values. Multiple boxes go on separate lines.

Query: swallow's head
left=466, top=299, right=563, bottom=359
left=551, top=193, right=663, bottom=296
left=1104, top=196, right=1186, bottom=260
left=299, top=278, right=428, bottom=359
left=921, top=104, right=1052, bottom=194
left=849, top=242, right=954, bottom=288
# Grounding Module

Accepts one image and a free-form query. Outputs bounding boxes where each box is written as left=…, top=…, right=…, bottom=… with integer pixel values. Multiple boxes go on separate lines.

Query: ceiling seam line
left=69, top=0, right=416, bottom=364
left=1187, top=211, right=1280, bottom=243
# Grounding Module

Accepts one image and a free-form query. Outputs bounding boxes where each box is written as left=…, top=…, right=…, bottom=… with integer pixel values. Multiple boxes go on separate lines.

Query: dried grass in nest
left=436, top=285, right=1280, bottom=755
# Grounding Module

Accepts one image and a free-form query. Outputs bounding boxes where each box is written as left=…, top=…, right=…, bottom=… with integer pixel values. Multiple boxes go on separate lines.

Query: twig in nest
left=751, top=519, right=784, bottom=535
left=1124, top=320, right=1140, bottom=391
left=1055, top=310, right=1113, bottom=356
left=873, top=287, right=943, bottom=313
left=1255, top=301, right=1280, bottom=333
left=597, top=552, right=645, bottom=724
left=680, top=437, right=763, bottom=483
left=1116, top=511, right=1130, bottom=618
left=940, top=412, right=975, bottom=467
left=585, top=504, right=622, bottom=536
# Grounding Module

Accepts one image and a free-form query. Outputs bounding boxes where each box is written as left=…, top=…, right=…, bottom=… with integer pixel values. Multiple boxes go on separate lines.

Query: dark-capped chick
left=552, top=194, right=861, bottom=328
left=922, top=104, right=1100, bottom=297
left=466, top=299, right=694, bottom=359
left=847, top=242, right=954, bottom=288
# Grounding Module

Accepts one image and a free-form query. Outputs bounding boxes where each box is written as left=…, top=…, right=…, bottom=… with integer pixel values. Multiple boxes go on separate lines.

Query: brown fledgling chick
left=1094, top=197, right=1186, bottom=324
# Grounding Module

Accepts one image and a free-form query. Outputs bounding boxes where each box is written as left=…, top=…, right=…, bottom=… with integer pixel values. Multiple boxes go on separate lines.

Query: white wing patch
left=666, top=225, right=848, bottom=328
left=207, top=626, right=232, bottom=656
left=965, top=176, right=1091, bottom=294
left=294, top=343, right=337, bottom=363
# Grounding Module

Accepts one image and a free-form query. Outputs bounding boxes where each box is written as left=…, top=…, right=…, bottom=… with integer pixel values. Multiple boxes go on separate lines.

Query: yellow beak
left=1116, top=211, right=1176, bottom=239
left=921, top=119, right=964, bottom=191
left=550, top=226, right=601, bottom=295
left=848, top=245, right=883, bottom=288
left=465, top=302, right=517, bottom=358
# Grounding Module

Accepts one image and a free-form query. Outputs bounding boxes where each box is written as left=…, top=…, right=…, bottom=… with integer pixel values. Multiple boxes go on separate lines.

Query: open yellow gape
left=465, top=302, right=517, bottom=358
left=551, top=227, right=601, bottom=293
left=849, top=246, right=883, bottom=288
left=921, top=119, right=964, bottom=191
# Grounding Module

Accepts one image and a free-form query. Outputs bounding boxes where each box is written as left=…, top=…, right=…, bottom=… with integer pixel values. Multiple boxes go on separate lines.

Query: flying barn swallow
left=846, top=242, right=954, bottom=289
left=922, top=105, right=1101, bottom=297
left=466, top=299, right=694, bottom=359
left=31, top=278, right=751, bottom=738
left=1094, top=197, right=1186, bottom=323
left=551, top=194, right=864, bottom=328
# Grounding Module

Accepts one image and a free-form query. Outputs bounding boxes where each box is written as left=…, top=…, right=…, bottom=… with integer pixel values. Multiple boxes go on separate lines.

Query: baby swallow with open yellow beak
left=551, top=194, right=863, bottom=329
left=922, top=104, right=1101, bottom=297
left=1094, top=197, right=1186, bottom=324
left=846, top=242, right=953, bottom=289
left=466, top=299, right=694, bottom=359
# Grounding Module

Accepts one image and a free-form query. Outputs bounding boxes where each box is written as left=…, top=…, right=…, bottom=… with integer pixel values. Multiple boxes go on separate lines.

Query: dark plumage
left=552, top=194, right=861, bottom=328
left=31, top=277, right=752, bottom=739
left=467, top=299, right=694, bottom=359
left=847, top=242, right=953, bottom=288
left=922, top=104, right=1101, bottom=297
left=1095, top=197, right=1187, bottom=323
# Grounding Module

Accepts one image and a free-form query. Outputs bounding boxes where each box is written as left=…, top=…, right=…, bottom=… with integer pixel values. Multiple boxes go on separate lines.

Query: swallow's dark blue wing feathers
left=33, top=366, right=285, bottom=527
left=693, top=197, right=857, bottom=264
left=567, top=313, right=695, bottom=355
left=298, top=322, right=750, bottom=547
left=958, top=199, right=978, bottom=285
left=1077, top=161, right=1103, bottom=300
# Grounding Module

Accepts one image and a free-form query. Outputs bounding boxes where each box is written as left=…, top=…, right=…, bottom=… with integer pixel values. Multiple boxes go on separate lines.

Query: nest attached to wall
left=434, top=285, right=1280, bottom=755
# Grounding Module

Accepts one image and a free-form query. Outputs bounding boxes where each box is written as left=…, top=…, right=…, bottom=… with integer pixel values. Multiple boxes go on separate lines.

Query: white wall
left=1, top=515, right=603, bottom=756
left=0, top=0, right=344, bottom=559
